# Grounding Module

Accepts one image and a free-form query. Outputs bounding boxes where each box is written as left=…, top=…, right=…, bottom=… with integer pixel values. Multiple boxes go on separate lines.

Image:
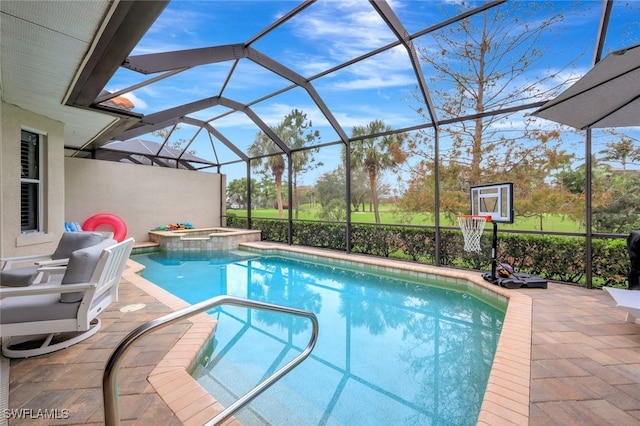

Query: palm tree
left=350, top=120, right=407, bottom=223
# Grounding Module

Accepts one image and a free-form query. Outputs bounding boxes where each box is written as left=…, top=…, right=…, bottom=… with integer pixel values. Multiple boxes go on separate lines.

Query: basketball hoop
left=457, top=215, right=491, bottom=252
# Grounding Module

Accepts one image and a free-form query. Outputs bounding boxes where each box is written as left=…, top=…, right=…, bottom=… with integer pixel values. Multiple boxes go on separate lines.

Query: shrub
left=351, top=225, right=401, bottom=257
left=254, top=219, right=288, bottom=242
left=240, top=219, right=630, bottom=287
left=293, top=222, right=347, bottom=250
left=396, top=227, right=433, bottom=261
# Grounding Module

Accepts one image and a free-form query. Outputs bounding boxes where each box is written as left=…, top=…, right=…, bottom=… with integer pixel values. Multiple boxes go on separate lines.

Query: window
left=20, top=130, right=41, bottom=233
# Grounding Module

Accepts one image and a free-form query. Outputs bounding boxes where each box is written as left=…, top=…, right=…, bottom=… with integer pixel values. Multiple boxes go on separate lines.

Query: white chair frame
left=604, top=286, right=640, bottom=323
left=0, top=238, right=134, bottom=358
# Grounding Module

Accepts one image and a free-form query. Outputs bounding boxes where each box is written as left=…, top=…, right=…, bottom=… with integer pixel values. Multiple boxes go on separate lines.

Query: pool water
left=133, top=250, right=505, bottom=425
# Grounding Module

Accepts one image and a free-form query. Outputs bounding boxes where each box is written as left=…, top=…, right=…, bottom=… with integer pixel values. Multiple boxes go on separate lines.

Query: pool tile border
left=128, top=242, right=532, bottom=425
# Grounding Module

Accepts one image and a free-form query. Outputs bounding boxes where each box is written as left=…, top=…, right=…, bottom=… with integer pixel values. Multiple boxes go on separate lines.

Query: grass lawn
left=228, top=203, right=583, bottom=233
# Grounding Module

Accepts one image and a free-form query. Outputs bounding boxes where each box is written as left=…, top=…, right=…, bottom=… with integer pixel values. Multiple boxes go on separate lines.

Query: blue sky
left=105, top=0, right=640, bottom=184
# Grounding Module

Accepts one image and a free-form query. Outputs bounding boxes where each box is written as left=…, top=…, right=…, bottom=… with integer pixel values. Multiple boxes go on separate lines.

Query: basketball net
left=457, top=215, right=489, bottom=252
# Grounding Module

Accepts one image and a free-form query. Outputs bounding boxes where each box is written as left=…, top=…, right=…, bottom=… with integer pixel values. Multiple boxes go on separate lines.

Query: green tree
left=592, top=170, right=640, bottom=233
left=518, top=182, right=582, bottom=231
left=249, top=138, right=287, bottom=218
left=414, top=2, right=571, bottom=184
left=350, top=120, right=407, bottom=224
left=591, top=137, right=640, bottom=232
left=349, top=165, right=371, bottom=213
left=405, top=2, right=577, bottom=221
left=226, top=177, right=256, bottom=209
left=318, top=198, right=347, bottom=222
left=599, top=135, right=640, bottom=171
left=280, top=109, right=322, bottom=219
left=255, top=179, right=277, bottom=209
left=249, top=109, right=321, bottom=219
left=315, top=167, right=346, bottom=208
left=553, top=156, right=640, bottom=233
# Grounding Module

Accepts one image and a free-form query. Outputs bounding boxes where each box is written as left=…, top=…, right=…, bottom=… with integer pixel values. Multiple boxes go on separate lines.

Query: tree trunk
left=470, top=15, right=489, bottom=187
left=275, top=172, right=284, bottom=219
left=471, top=117, right=483, bottom=187
left=293, top=173, right=299, bottom=220
left=369, top=169, right=381, bottom=224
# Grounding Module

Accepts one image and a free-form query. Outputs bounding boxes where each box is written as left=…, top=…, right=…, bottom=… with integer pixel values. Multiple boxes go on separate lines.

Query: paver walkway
left=529, top=283, right=640, bottom=425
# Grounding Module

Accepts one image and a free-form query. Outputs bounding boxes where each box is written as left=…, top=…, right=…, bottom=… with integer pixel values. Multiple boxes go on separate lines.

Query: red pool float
left=82, top=213, right=127, bottom=242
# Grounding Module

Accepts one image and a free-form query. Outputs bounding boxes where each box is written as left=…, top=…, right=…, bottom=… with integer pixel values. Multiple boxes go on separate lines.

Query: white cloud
left=133, top=6, right=218, bottom=54
left=123, top=92, right=148, bottom=110
left=332, top=74, right=414, bottom=90
left=273, top=2, right=418, bottom=92
left=290, top=2, right=398, bottom=59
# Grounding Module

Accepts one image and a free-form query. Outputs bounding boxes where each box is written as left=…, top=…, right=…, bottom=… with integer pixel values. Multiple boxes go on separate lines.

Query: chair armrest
left=0, top=282, right=96, bottom=298
left=36, top=266, right=67, bottom=274
left=29, top=265, right=67, bottom=285
left=35, top=258, right=69, bottom=267
left=1, top=254, right=54, bottom=271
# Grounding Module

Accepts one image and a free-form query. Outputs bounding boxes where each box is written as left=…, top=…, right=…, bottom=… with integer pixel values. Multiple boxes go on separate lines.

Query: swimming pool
left=133, top=250, right=505, bottom=425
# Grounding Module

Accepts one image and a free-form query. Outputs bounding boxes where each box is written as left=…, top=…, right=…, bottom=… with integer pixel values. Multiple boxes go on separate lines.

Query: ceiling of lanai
left=1, top=1, right=632, bottom=174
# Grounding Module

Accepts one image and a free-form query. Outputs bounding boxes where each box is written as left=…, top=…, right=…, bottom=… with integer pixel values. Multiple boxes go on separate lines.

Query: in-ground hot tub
left=148, top=227, right=261, bottom=251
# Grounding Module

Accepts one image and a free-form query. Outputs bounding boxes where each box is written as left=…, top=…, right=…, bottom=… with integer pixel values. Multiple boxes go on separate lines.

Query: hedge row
left=226, top=216, right=629, bottom=288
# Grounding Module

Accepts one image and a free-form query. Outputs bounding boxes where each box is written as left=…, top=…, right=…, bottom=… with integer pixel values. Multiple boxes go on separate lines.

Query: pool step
left=192, top=353, right=337, bottom=425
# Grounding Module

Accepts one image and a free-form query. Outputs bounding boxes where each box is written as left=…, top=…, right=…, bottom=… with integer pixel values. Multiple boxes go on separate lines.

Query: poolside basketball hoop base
left=457, top=215, right=491, bottom=253
left=464, top=182, right=547, bottom=289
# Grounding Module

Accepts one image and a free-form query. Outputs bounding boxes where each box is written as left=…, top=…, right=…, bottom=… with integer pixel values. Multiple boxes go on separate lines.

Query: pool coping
left=128, top=242, right=531, bottom=425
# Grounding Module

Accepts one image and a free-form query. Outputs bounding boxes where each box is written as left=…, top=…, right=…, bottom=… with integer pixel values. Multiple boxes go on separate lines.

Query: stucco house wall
left=64, top=157, right=225, bottom=244
left=0, top=101, right=66, bottom=258
left=0, top=99, right=225, bottom=259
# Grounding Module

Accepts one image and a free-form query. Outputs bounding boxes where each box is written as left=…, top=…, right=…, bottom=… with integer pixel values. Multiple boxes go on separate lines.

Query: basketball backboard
left=470, top=182, right=513, bottom=224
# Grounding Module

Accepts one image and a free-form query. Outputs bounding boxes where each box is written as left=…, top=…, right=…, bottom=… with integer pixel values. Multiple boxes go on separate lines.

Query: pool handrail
left=103, top=294, right=319, bottom=426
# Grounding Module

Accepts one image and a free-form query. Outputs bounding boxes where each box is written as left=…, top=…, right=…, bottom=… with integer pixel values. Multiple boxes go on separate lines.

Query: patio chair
left=0, top=237, right=134, bottom=358
left=603, top=286, right=640, bottom=323
left=1, top=231, right=108, bottom=287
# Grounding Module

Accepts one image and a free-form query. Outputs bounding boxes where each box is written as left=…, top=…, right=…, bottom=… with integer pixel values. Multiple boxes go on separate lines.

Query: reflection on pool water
left=133, top=250, right=505, bottom=425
